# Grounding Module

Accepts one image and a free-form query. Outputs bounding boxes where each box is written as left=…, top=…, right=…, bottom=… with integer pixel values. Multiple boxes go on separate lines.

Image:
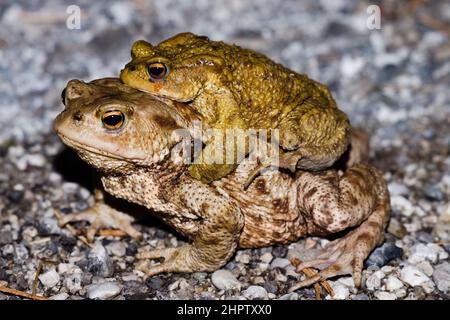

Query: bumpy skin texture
left=54, top=79, right=390, bottom=289
left=120, top=32, right=351, bottom=183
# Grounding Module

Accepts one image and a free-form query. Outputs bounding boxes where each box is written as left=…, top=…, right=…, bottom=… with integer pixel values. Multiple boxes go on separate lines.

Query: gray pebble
left=365, top=243, right=403, bottom=268
left=87, top=282, right=121, bottom=300
left=278, top=292, right=298, bottom=300
left=433, top=262, right=450, bottom=293
left=211, top=269, right=241, bottom=291
left=87, top=243, right=114, bottom=277
left=242, top=285, right=268, bottom=300
left=146, top=277, right=164, bottom=290
left=38, top=269, right=60, bottom=288
left=270, top=258, right=291, bottom=269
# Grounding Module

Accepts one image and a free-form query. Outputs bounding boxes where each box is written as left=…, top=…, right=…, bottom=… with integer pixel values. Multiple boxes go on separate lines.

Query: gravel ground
left=1, top=0, right=450, bottom=300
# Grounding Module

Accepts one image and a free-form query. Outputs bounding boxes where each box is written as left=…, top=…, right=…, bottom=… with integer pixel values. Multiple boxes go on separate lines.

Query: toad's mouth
left=56, top=132, right=136, bottom=161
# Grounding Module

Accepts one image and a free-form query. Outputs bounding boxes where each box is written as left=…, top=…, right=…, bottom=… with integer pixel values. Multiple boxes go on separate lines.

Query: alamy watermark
left=366, top=4, right=381, bottom=30
left=66, top=5, right=81, bottom=30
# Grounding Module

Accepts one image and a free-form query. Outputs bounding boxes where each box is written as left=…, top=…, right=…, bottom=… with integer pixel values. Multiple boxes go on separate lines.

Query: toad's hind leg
left=289, top=164, right=390, bottom=291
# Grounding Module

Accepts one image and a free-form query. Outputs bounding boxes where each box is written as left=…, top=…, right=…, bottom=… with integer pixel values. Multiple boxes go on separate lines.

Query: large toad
left=54, top=78, right=390, bottom=290
left=120, top=33, right=350, bottom=184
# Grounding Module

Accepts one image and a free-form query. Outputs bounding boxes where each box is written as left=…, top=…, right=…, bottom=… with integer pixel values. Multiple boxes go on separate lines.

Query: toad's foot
left=288, top=205, right=388, bottom=293
left=58, top=202, right=142, bottom=242
left=291, top=257, right=334, bottom=299
left=137, top=246, right=214, bottom=278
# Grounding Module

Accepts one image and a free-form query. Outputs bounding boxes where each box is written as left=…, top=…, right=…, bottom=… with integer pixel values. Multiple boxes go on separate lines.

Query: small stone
left=168, top=280, right=180, bottom=291
left=7, top=190, right=24, bottom=203
left=260, top=252, right=273, bottom=264
left=423, top=184, right=443, bottom=201
left=270, top=258, right=291, bottom=269
left=387, top=218, right=407, bottom=238
left=146, top=277, right=164, bottom=290
left=433, top=262, right=450, bottom=293
left=13, top=244, right=29, bottom=262
left=242, top=285, right=268, bottom=300
left=415, top=261, right=434, bottom=277
left=352, top=293, right=369, bottom=300
left=391, top=195, right=415, bottom=217
left=366, top=273, right=381, bottom=291
left=235, top=251, right=250, bottom=264
left=39, top=269, right=60, bottom=288
left=337, top=276, right=355, bottom=289
left=62, top=182, right=79, bottom=194
left=395, top=289, right=407, bottom=298
left=59, top=263, right=83, bottom=293
left=387, top=182, right=409, bottom=196
left=211, top=270, right=241, bottom=291
left=106, top=242, right=127, bottom=257
left=278, top=292, right=298, bottom=300
left=385, top=276, right=404, bottom=291
left=38, top=217, right=62, bottom=235
left=49, top=293, right=69, bottom=300
left=87, top=282, right=121, bottom=300
left=328, top=283, right=349, bottom=300
left=25, top=153, right=46, bottom=167
left=193, top=272, right=208, bottom=282
left=123, top=280, right=148, bottom=298
left=434, top=204, right=450, bottom=241
left=365, top=243, right=403, bottom=268
left=408, top=243, right=448, bottom=264
left=374, top=291, right=397, bottom=300
left=87, top=243, right=114, bottom=277
left=400, top=265, right=432, bottom=287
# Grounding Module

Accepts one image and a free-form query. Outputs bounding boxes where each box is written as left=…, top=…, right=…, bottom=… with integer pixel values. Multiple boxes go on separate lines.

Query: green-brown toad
left=120, top=32, right=350, bottom=184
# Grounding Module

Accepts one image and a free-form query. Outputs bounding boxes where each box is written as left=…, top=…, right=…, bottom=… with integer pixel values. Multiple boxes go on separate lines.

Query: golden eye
left=102, top=110, right=125, bottom=130
left=147, top=62, right=169, bottom=82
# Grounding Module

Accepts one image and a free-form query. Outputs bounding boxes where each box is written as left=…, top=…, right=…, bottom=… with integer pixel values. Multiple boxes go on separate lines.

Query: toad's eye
left=102, top=110, right=125, bottom=130
left=147, top=62, right=169, bottom=82
left=61, top=88, right=67, bottom=106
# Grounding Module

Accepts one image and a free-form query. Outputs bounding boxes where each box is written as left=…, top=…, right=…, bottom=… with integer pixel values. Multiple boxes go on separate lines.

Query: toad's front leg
left=291, top=164, right=390, bottom=290
left=138, top=178, right=244, bottom=277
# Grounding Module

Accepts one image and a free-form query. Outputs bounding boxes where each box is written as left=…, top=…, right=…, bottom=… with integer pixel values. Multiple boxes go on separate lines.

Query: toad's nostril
left=73, top=111, right=83, bottom=122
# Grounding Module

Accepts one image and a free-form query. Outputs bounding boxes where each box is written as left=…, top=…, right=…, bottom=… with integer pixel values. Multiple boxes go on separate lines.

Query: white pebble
left=374, top=291, right=397, bottom=300
left=408, top=243, right=448, bottom=264
left=278, top=292, right=298, bottom=300
left=39, top=269, right=60, bottom=288
left=242, top=285, right=268, bottom=300
left=366, top=273, right=381, bottom=290
left=400, top=265, right=432, bottom=287
left=211, top=270, right=241, bottom=291
left=87, top=282, right=121, bottom=300
left=415, top=261, right=434, bottom=277
left=433, top=262, right=450, bottom=293
left=385, top=276, right=404, bottom=291
left=49, top=292, right=69, bottom=300
left=235, top=251, right=250, bottom=264
left=26, top=153, right=46, bottom=167
left=270, top=258, right=291, bottom=269
left=387, top=182, right=409, bottom=196
left=260, top=252, right=273, bottom=264
left=391, top=195, right=415, bottom=217
left=328, top=283, right=349, bottom=300
left=106, top=242, right=127, bottom=257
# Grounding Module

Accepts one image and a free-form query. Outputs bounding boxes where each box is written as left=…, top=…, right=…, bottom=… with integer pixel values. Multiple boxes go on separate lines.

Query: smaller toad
left=120, top=33, right=350, bottom=184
